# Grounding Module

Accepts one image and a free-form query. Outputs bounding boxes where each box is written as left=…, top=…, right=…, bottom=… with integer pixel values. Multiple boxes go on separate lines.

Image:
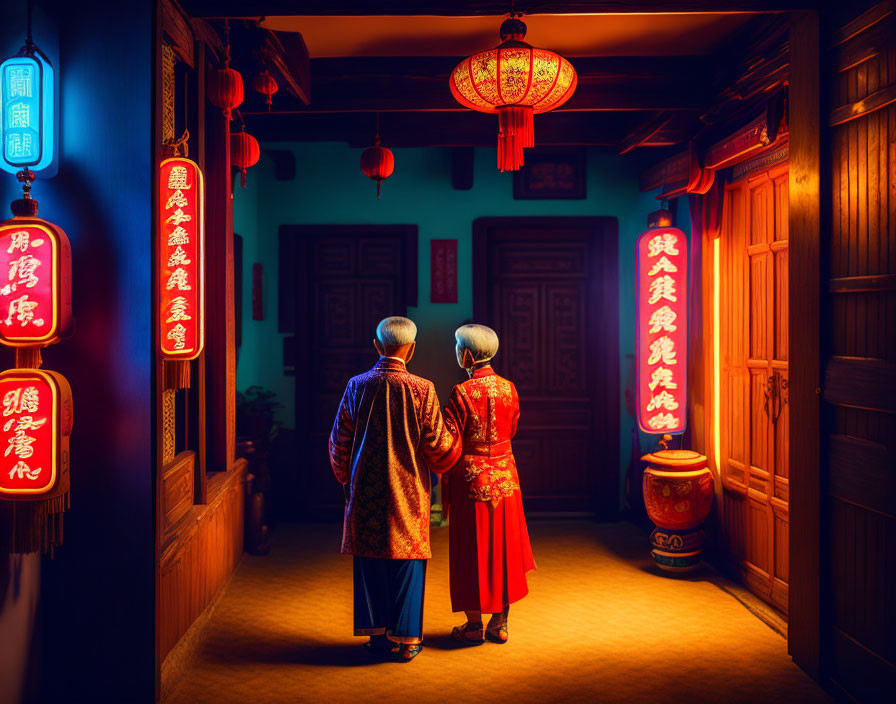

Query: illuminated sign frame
left=635, top=226, right=688, bottom=434
left=0, top=219, right=73, bottom=347
left=158, top=157, right=205, bottom=360
left=0, top=51, right=56, bottom=175
left=0, top=368, right=72, bottom=498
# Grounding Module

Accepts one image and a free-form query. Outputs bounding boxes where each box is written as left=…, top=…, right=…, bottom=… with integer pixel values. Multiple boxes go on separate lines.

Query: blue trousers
left=353, top=557, right=426, bottom=644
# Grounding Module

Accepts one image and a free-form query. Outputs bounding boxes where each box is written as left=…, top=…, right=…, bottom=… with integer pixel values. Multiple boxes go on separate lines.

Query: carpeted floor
left=163, top=520, right=830, bottom=704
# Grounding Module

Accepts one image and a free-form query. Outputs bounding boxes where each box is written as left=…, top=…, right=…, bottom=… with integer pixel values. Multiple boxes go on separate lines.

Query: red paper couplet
left=0, top=218, right=73, bottom=347
left=0, top=368, right=72, bottom=498
left=159, top=157, right=204, bottom=359
left=636, top=227, right=688, bottom=434
left=430, top=239, right=458, bottom=304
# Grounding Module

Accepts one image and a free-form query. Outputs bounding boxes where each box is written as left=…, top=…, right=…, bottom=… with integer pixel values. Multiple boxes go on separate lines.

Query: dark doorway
left=279, top=225, right=418, bottom=519
left=473, top=217, right=619, bottom=516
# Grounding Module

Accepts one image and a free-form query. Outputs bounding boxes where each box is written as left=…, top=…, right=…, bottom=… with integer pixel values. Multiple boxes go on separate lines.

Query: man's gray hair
left=455, top=324, right=499, bottom=362
left=376, top=316, right=418, bottom=346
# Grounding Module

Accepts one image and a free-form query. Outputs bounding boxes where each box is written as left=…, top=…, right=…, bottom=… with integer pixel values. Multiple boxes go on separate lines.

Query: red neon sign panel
left=0, top=219, right=73, bottom=347
left=636, top=227, right=688, bottom=434
left=0, top=369, right=72, bottom=498
left=159, top=158, right=204, bottom=359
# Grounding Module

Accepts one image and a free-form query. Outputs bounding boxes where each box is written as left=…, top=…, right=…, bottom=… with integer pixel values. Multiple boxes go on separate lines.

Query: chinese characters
left=0, top=376, right=50, bottom=493
left=2, top=59, right=39, bottom=166
left=0, top=225, right=57, bottom=344
left=638, top=229, right=687, bottom=434
left=159, top=159, right=203, bottom=358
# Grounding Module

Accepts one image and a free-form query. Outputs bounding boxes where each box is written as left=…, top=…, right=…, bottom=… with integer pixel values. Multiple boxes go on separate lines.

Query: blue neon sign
left=1, top=52, right=55, bottom=174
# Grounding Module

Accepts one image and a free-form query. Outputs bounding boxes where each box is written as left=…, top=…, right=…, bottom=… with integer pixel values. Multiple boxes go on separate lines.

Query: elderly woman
left=443, top=324, right=535, bottom=645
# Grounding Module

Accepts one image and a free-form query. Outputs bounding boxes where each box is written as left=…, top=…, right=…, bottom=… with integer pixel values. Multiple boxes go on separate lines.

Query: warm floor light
left=713, top=238, right=721, bottom=475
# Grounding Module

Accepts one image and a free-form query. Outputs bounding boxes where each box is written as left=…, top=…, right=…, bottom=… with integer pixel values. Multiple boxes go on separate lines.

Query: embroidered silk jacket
left=329, top=357, right=460, bottom=559
left=443, top=366, right=521, bottom=508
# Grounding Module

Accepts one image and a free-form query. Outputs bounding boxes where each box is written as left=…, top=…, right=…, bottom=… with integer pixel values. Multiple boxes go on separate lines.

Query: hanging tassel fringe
left=10, top=492, right=69, bottom=555
left=497, top=105, right=534, bottom=172
left=162, top=359, right=192, bottom=390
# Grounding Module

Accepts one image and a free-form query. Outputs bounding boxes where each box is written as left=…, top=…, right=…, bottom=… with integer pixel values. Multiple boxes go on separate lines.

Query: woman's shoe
left=485, top=614, right=508, bottom=644
left=451, top=622, right=485, bottom=645
left=396, top=643, right=423, bottom=662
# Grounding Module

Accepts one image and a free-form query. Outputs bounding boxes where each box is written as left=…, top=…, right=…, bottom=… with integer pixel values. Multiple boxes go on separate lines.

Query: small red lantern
left=207, top=23, right=243, bottom=121
left=231, top=127, right=260, bottom=188
left=360, top=136, right=394, bottom=199
left=253, top=69, right=278, bottom=111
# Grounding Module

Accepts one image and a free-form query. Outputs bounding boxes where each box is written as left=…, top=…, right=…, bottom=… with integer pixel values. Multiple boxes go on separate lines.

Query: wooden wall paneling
left=205, top=81, right=236, bottom=473
left=159, top=462, right=247, bottom=660
left=161, top=452, right=196, bottom=533
left=822, top=3, right=896, bottom=695
left=787, top=9, right=822, bottom=678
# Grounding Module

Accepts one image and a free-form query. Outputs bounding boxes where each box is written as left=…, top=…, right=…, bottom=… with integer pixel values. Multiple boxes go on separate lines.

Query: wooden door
left=473, top=217, right=619, bottom=515
left=821, top=6, right=896, bottom=697
left=719, top=164, right=789, bottom=613
left=280, top=225, right=418, bottom=519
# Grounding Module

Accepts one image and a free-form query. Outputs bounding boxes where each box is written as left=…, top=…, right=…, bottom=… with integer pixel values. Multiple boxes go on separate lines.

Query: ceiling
left=207, top=6, right=788, bottom=153
left=261, top=13, right=754, bottom=58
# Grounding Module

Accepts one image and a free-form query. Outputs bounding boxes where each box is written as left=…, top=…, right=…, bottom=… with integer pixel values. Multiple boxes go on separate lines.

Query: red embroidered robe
left=329, top=357, right=459, bottom=559
left=443, top=366, right=536, bottom=613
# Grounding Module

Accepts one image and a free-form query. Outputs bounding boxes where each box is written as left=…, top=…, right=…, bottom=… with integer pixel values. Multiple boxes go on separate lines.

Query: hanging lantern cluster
left=449, top=15, right=577, bottom=172
left=360, top=134, right=394, bottom=199
left=253, top=69, right=278, bottom=111
left=231, top=124, right=260, bottom=188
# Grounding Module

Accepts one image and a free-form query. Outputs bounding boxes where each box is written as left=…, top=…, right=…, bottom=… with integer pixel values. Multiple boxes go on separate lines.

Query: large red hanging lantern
left=231, top=127, right=260, bottom=188
left=450, top=16, right=577, bottom=172
left=360, top=135, right=394, bottom=199
left=253, top=69, right=278, bottom=111
left=207, top=22, right=244, bottom=121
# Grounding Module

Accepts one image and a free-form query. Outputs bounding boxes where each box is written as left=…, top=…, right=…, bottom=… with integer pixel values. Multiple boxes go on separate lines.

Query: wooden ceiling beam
left=617, top=112, right=675, bottom=154
left=243, top=110, right=636, bottom=147
left=296, top=56, right=710, bottom=112
left=182, top=1, right=814, bottom=18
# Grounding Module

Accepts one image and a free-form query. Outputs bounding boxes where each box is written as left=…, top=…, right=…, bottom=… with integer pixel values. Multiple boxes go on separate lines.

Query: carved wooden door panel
left=474, top=218, right=619, bottom=515
left=719, top=164, right=789, bottom=614
left=281, top=226, right=417, bottom=519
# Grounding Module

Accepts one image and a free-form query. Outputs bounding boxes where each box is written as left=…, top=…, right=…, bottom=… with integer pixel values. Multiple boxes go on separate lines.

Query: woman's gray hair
left=455, top=324, right=499, bottom=362
left=376, top=316, right=417, bottom=346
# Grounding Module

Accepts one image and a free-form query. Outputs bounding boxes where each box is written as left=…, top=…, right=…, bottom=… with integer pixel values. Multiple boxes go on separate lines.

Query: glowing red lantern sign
left=0, top=218, right=73, bottom=347
left=636, top=227, right=688, bottom=434
left=159, top=158, right=204, bottom=359
left=0, top=368, right=72, bottom=498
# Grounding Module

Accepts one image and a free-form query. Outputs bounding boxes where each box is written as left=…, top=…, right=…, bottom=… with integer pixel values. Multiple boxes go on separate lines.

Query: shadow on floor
left=201, top=636, right=383, bottom=667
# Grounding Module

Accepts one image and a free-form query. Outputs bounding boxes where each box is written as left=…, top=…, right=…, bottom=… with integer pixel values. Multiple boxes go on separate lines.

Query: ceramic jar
left=641, top=449, right=714, bottom=571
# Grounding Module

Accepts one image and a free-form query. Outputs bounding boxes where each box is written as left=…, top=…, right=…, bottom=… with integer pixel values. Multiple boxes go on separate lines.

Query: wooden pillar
left=205, top=97, right=236, bottom=473
left=787, top=9, right=822, bottom=679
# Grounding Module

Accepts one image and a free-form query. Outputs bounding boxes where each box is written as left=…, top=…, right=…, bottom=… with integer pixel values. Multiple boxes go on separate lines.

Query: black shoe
left=363, top=634, right=393, bottom=655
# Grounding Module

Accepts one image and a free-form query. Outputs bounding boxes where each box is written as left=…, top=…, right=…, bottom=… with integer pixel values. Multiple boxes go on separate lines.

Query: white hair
left=455, top=324, right=499, bottom=363
left=376, top=316, right=417, bottom=346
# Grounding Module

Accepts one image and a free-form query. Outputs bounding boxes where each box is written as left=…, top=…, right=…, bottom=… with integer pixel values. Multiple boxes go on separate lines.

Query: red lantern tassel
left=497, top=105, right=534, bottom=172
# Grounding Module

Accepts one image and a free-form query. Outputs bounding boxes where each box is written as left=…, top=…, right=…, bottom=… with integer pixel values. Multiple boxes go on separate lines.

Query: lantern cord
left=224, top=18, right=231, bottom=67
left=25, top=0, right=34, bottom=51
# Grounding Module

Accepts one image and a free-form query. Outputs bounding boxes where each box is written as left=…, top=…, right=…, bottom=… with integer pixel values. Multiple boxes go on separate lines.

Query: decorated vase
left=641, top=449, right=714, bottom=571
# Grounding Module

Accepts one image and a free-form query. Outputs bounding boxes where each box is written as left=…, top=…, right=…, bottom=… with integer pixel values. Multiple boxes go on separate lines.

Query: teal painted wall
left=233, top=143, right=664, bottom=504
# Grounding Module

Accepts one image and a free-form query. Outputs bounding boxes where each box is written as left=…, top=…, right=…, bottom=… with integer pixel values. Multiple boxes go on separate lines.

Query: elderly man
left=329, top=316, right=459, bottom=662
